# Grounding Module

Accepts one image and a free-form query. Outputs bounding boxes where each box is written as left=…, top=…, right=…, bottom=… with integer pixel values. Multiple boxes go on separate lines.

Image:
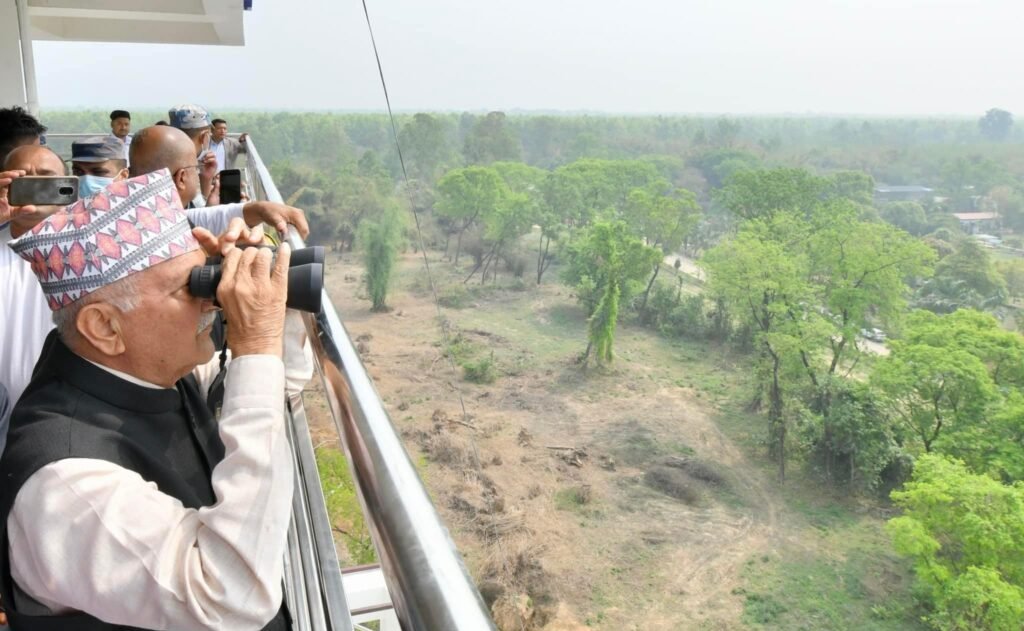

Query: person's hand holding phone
left=0, top=170, right=26, bottom=224
left=0, top=170, right=40, bottom=232
left=206, top=174, right=221, bottom=207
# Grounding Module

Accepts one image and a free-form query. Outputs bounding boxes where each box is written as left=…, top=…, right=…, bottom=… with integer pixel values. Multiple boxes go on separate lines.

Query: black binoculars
left=188, top=245, right=325, bottom=313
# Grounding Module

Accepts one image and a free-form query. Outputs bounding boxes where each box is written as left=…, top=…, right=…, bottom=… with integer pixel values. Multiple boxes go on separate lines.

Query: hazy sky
left=32, top=0, right=1024, bottom=115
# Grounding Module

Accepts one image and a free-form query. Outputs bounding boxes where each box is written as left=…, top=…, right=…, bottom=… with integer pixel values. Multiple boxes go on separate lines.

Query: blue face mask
left=78, top=174, right=113, bottom=198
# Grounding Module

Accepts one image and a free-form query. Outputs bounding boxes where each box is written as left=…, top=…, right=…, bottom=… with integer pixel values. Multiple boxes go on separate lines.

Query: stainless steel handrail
left=288, top=392, right=353, bottom=630
left=245, top=140, right=496, bottom=630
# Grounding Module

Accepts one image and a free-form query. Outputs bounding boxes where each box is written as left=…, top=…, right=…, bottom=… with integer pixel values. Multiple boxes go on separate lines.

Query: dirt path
left=321, top=253, right=788, bottom=629
left=663, top=253, right=706, bottom=282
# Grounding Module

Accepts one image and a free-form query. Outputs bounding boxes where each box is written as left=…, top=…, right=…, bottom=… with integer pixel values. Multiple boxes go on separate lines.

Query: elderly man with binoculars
left=0, top=167, right=312, bottom=630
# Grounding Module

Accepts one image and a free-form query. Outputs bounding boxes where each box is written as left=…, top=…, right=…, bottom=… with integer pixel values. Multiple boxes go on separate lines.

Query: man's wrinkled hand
left=216, top=243, right=290, bottom=358
left=242, top=201, right=310, bottom=239
left=192, top=217, right=265, bottom=257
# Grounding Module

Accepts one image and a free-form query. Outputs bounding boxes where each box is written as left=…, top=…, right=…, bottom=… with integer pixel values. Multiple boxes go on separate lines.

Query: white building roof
left=26, top=0, right=245, bottom=46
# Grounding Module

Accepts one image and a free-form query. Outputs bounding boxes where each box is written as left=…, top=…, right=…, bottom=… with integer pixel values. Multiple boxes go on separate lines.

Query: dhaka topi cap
left=72, top=136, right=126, bottom=163
left=7, top=169, right=199, bottom=311
left=168, top=104, right=211, bottom=130
left=110, top=110, right=131, bottom=121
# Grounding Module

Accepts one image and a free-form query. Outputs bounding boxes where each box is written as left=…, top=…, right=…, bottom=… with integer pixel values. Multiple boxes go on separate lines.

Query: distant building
left=874, top=185, right=934, bottom=202
left=953, top=211, right=1000, bottom=235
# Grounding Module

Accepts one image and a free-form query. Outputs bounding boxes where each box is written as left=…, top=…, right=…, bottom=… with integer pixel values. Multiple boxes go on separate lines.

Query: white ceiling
left=26, top=0, right=245, bottom=45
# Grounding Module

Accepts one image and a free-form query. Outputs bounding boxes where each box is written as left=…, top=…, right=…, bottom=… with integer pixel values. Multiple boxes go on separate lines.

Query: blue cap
left=168, top=104, right=211, bottom=130
left=71, top=136, right=125, bottom=162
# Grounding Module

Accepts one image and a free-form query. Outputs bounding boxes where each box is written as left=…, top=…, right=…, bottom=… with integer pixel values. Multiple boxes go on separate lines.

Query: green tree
left=900, top=309, right=1024, bottom=390
left=704, top=221, right=817, bottom=480
left=561, top=221, right=661, bottom=364
left=624, top=182, right=701, bottom=317
left=917, top=239, right=1007, bottom=313
left=979, top=108, right=1014, bottom=142
left=714, top=167, right=828, bottom=221
left=996, top=259, right=1024, bottom=302
left=358, top=204, right=404, bottom=311
left=826, top=170, right=875, bottom=206
left=466, top=190, right=533, bottom=284
left=689, top=148, right=761, bottom=188
left=806, top=204, right=935, bottom=389
left=544, top=159, right=661, bottom=228
left=463, top=111, right=521, bottom=164
left=879, top=201, right=931, bottom=236
left=947, top=393, right=1024, bottom=483
left=940, top=155, right=1008, bottom=207
left=398, top=113, right=459, bottom=182
left=888, top=454, right=1024, bottom=630
left=801, top=380, right=900, bottom=491
left=435, top=166, right=504, bottom=264
left=871, top=343, right=997, bottom=453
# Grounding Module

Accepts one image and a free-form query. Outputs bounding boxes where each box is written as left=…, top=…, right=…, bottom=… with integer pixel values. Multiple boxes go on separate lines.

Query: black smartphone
left=219, top=169, right=242, bottom=204
left=8, top=176, right=79, bottom=206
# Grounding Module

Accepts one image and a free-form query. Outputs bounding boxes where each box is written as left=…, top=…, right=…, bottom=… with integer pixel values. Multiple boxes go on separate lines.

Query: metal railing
left=245, top=140, right=496, bottom=631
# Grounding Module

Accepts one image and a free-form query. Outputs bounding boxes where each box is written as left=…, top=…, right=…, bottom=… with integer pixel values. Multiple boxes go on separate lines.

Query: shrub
left=647, top=281, right=710, bottom=340
left=502, top=250, right=529, bottom=279
left=437, top=283, right=470, bottom=308
left=554, top=485, right=592, bottom=510
left=462, top=353, right=497, bottom=384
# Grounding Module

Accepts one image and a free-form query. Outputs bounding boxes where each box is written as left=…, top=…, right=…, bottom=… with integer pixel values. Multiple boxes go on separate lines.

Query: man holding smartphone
left=0, top=145, right=70, bottom=448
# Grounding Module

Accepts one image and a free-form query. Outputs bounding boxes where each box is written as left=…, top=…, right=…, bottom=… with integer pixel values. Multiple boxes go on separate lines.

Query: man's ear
left=76, top=303, right=127, bottom=357
left=115, top=167, right=129, bottom=181
left=173, top=168, right=190, bottom=195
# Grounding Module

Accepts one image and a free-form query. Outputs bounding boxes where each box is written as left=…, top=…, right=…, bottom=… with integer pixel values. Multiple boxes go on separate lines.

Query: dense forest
left=43, top=109, right=1024, bottom=628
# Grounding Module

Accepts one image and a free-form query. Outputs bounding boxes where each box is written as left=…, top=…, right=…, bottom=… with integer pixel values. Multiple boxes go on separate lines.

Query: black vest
left=0, top=332, right=289, bottom=630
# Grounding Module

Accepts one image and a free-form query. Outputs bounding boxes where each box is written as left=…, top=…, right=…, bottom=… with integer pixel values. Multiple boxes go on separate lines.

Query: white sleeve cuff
left=222, top=355, right=285, bottom=412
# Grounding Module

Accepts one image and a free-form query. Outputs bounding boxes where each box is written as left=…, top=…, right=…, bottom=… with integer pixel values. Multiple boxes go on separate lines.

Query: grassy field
left=309, top=250, right=926, bottom=630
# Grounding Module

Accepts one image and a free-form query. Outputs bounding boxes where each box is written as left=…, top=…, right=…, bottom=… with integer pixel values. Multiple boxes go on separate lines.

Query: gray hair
left=52, top=274, right=141, bottom=345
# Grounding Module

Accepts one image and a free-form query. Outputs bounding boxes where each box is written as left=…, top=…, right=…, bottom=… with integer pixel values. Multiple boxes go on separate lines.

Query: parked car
left=860, top=327, right=886, bottom=342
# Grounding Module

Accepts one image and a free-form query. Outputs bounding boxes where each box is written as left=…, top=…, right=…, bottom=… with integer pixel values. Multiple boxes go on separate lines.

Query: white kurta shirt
left=7, top=349, right=304, bottom=630
left=0, top=224, right=53, bottom=446
left=211, top=140, right=227, bottom=173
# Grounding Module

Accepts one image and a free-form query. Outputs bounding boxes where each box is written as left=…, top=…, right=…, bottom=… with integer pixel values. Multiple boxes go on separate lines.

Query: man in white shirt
left=107, top=109, right=132, bottom=161
left=1, top=171, right=297, bottom=630
left=0, top=146, right=68, bottom=452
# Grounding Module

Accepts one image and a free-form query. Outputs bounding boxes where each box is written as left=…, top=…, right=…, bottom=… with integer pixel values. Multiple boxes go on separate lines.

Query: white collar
left=82, top=357, right=169, bottom=390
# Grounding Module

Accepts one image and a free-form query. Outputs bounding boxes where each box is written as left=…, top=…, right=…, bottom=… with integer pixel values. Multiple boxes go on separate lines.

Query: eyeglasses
left=177, top=162, right=205, bottom=173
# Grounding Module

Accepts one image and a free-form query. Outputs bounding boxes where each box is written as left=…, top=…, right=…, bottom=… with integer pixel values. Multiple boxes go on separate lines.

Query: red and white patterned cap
left=8, top=169, right=199, bottom=311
